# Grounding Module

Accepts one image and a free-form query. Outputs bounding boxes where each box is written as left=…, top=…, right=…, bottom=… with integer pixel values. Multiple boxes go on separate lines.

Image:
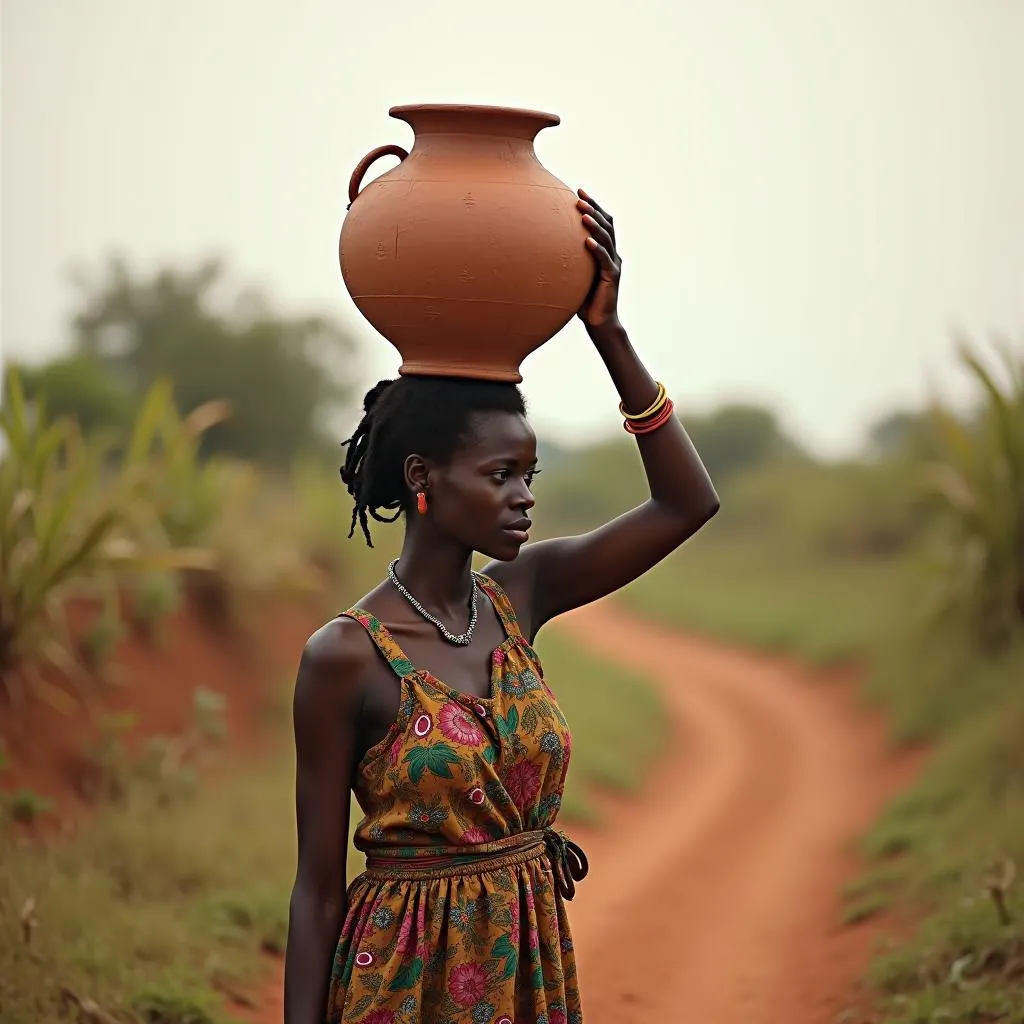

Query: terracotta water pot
left=339, top=104, right=593, bottom=382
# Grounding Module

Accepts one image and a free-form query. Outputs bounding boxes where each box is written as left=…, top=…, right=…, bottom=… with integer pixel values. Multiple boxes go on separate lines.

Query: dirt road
left=558, top=600, right=917, bottom=1023
left=242, top=599, right=916, bottom=1023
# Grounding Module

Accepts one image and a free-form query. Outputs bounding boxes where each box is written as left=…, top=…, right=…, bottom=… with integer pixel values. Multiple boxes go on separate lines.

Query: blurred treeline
left=4, top=254, right=1022, bottom=695
left=10, top=257, right=356, bottom=466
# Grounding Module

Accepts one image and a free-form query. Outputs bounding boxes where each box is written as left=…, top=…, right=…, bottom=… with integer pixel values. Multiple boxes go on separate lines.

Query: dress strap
left=474, top=574, right=525, bottom=642
left=339, top=608, right=417, bottom=680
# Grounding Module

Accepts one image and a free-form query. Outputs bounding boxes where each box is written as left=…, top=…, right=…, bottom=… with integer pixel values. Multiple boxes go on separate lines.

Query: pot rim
left=389, top=103, right=560, bottom=130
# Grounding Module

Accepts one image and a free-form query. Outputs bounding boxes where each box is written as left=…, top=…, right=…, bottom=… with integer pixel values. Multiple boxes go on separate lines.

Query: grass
left=622, top=528, right=914, bottom=667
left=0, top=739, right=296, bottom=1024
left=533, top=628, right=670, bottom=822
left=613, top=456, right=924, bottom=668
left=608, top=456, right=1024, bottom=1022
left=858, top=671, right=1024, bottom=1023
left=0, top=612, right=667, bottom=1022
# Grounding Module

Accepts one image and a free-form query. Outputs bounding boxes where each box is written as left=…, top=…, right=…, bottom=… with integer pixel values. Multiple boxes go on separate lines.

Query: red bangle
left=624, top=398, right=675, bottom=435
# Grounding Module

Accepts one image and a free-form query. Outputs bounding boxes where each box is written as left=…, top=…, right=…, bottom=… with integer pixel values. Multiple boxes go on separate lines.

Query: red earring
left=416, top=491, right=428, bottom=515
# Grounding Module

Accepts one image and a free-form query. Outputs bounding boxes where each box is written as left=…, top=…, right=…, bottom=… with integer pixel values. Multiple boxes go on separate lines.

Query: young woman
left=285, top=192, right=719, bottom=1024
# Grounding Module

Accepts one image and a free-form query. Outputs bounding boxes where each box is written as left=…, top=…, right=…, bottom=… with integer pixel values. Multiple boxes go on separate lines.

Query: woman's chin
left=478, top=536, right=526, bottom=562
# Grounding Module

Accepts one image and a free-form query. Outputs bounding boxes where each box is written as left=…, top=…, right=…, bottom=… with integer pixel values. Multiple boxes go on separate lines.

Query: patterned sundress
left=327, top=574, right=587, bottom=1024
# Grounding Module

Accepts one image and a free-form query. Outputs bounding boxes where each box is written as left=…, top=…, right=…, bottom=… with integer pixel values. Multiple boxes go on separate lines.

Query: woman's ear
left=403, top=454, right=430, bottom=498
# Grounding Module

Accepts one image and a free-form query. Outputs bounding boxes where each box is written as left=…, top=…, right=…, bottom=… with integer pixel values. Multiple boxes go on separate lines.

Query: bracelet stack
left=619, top=381, right=675, bottom=435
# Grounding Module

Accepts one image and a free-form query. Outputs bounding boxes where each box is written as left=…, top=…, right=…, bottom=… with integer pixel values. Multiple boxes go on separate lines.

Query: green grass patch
left=622, top=529, right=914, bottom=667
left=533, top=627, right=669, bottom=822
left=613, top=457, right=923, bottom=668
left=855, top=669, right=1024, bottom=1022
left=0, top=742, right=296, bottom=1024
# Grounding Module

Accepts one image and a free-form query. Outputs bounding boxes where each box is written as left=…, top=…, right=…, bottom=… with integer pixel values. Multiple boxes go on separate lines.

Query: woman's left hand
left=576, top=189, right=622, bottom=336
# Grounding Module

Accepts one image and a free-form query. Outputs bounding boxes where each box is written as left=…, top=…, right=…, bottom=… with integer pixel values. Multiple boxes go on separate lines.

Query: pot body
left=339, top=104, right=592, bottom=382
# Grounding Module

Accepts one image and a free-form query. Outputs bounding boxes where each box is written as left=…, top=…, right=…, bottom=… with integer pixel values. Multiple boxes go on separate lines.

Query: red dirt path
left=239, top=598, right=921, bottom=1024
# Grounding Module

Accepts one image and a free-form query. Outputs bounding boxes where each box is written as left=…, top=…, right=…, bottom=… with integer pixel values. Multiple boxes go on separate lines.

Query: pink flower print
left=448, top=962, right=489, bottom=1007
left=524, top=885, right=536, bottom=913
left=549, top=1011, right=568, bottom=1024
left=468, top=787, right=485, bottom=806
left=502, top=759, right=541, bottom=812
left=396, top=911, right=414, bottom=955
left=460, top=826, right=489, bottom=845
left=439, top=701, right=484, bottom=746
left=388, top=733, right=403, bottom=767
left=363, top=1012, right=395, bottom=1024
left=396, top=904, right=428, bottom=958
left=412, top=713, right=433, bottom=738
left=493, top=646, right=507, bottom=666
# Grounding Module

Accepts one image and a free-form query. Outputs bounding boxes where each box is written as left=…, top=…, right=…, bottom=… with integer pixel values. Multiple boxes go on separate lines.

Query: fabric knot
left=543, top=828, right=589, bottom=901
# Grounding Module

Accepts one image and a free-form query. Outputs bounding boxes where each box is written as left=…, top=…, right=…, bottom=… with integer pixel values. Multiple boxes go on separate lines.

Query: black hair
left=340, top=375, right=527, bottom=546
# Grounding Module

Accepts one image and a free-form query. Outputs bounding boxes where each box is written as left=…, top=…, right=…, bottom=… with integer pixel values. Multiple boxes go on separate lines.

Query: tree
left=683, top=403, right=803, bottom=481
left=12, top=353, right=136, bottom=438
left=64, top=256, right=359, bottom=465
left=866, top=408, right=942, bottom=461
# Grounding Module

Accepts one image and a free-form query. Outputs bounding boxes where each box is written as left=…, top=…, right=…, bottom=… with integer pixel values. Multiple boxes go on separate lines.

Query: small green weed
left=7, top=787, right=55, bottom=824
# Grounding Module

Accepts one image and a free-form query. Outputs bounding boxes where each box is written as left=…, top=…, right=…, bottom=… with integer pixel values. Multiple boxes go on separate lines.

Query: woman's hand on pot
left=576, top=189, right=622, bottom=337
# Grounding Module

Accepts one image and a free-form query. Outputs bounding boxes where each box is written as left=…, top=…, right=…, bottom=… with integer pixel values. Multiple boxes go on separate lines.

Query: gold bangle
left=619, top=382, right=666, bottom=421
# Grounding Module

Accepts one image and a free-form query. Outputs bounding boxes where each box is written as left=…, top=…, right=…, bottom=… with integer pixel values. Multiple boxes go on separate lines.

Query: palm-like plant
left=921, top=337, right=1024, bottom=650
left=0, top=370, right=204, bottom=705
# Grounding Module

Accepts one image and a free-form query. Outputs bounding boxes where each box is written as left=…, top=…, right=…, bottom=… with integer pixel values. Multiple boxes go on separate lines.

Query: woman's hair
left=340, top=375, right=527, bottom=546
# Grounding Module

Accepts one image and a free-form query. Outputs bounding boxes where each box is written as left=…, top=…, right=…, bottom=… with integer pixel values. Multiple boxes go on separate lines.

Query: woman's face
left=425, top=410, right=538, bottom=560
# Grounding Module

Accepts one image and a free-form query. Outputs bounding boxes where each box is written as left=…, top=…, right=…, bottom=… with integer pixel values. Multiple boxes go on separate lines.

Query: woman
left=285, top=192, right=719, bottom=1024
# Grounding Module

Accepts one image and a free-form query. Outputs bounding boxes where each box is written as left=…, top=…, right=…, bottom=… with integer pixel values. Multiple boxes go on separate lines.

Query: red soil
left=0, top=597, right=316, bottom=828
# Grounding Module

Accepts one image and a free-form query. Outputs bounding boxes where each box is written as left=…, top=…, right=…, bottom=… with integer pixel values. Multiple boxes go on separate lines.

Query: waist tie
left=362, top=828, right=589, bottom=901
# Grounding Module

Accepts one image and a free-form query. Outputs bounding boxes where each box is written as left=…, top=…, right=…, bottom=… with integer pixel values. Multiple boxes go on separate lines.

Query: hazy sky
left=3, top=0, right=1022, bottom=454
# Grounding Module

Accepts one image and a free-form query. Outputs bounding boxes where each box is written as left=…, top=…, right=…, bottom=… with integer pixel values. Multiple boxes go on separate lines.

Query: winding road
left=242, top=598, right=916, bottom=1023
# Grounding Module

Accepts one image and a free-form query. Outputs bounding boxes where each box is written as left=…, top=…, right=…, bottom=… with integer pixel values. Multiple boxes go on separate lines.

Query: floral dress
left=327, top=574, right=587, bottom=1024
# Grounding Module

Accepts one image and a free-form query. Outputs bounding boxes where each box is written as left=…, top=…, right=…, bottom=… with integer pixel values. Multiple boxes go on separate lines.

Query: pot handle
left=347, top=144, right=409, bottom=207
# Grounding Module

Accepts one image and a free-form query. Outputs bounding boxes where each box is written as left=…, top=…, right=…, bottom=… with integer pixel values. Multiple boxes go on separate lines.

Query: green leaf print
left=481, top=742, right=497, bottom=765
left=491, top=934, right=518, bottom=981
left=388, top=955, right=424, bottom=991
left=532, top=964, right=544, bottom=990
left=392, top=656, right=416, bottom=678
left=496, top=705, right=519, bottom=740
left=403, top=743, right=461, bottom=784
left=501, top=951, right=519, bottom=981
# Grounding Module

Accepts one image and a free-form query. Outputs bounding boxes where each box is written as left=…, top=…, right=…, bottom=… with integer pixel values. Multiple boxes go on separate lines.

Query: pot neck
left=390, top=104, right=559, bottom=143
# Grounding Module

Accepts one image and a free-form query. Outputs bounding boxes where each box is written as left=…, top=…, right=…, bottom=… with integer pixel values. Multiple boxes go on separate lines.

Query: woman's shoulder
left=295, top=592, right=389, bottom=701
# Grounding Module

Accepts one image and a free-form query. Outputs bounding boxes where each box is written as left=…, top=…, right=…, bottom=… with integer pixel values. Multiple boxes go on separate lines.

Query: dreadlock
left=340, top=375, right=527, bottom=546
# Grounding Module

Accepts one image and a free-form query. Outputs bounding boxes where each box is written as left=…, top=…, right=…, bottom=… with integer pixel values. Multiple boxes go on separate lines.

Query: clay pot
left=339, top=104, right=593, bottom=382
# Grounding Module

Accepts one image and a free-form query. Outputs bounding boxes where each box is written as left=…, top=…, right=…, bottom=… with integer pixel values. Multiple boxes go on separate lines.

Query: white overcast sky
left=3, top=0, right=1022, bottom=454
